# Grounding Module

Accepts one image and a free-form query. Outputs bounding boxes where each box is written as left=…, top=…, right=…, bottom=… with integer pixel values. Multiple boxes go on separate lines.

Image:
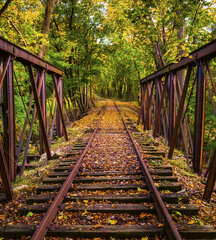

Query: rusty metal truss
left=139, top=39, right=216, bottom=201
left=0, top=36, right=68, bottom=200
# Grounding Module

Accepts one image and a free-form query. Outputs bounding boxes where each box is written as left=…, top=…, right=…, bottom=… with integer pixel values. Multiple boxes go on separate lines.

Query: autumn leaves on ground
left=0, top=100, right=215, bottom=239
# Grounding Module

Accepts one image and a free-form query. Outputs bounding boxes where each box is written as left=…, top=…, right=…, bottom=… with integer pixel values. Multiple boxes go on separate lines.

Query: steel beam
left=0, top=55, right=11, bottom=89
left=0, top=141, right=13, bottom=200
left=168, top=67, right=192, bottom=159
left=168, top=72, right=176, bottom=145
left=193, top=62, right=206, bottom=174
left=141, top=38, right=216, bottom=84
left=16, top=72, right=39, bottom=163
left=28, top=65, right=51, bottom=160
left=203, top=149, right=216, bottom=201
left=2, top=59, right=16, bottom=181
left=39, top=71, right=46, bottom=154
left=153, top=76, right=169, bottom=138
left=0, top=36, right=63, bottom=75
left=56, top=76, right=63, bottom=137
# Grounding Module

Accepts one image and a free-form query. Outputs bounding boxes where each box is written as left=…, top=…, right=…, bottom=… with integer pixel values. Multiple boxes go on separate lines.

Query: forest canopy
left=0, top=0, right=216, bottom=106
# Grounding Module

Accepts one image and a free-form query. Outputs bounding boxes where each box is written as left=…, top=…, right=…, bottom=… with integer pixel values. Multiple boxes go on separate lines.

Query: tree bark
left=38, top=0, right=56, bottom=58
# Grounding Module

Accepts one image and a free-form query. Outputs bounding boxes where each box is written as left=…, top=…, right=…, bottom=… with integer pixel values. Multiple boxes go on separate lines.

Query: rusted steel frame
left=153, top=75, right=169, bottom=138
left=56, top=76, right=63, bottom=137
left=175, top=73, right=194, bottom=155
left=151, top=91, right=156, bottom=127
left=49, top=102, right=57, bottom=145
left=47, top=81, right=61, bottom=136
left=203, top=148, right=216, bottom=201
left=31, top=106, right=106, bottom=240
left=0, top=36, right=63, bottom=75
left=205, top=68, right=216, bottom=116
left=2, top=59, right=16, bottom=181
left=137, top=84, right=144, bottom=125
left=48, top=83, right=61, bottom=145
left=14, top=71, right=31, bottom=125
left=159, top=80, right=169, bottom=142
left=47, top=91, right=55, bottom=133
left=28, top=65, right=51, bottom=160
left=155, top=78, right=160, bottom=133
left=206, top=61, right=216, bottom=96
left=145, top=81, right=155, bottom=130
left=115, top=103, right=182, bottom=240
left=56, top=77, right=61, bottom=137
left=52, top=74, right=68, bottom=141
left=181, top=70, right=198, bottom=125
left=39, top=71, right=46, bottom=154
left=173, top=74, right=190, bottom=165
left=0, top=141, right=13, bottom=200
left=20, top=70, right=46, bottom=175
left=157, top=80, right=167, bottom=143
left=168, top=72, right=176, bottom=146
left=144, top=83, right=150, bottom=129
left=141, top=38, right=216, bottom=84
left=20, top=106, right=37, bottom=176
left=168, top=67, right=192, bottom=159
left=0, top=54, right=11, bottom=89
left=142, top=84, right=147, bottom=124
left=193, top=61, right=206, bottom=174
left=16, top=71, right=40, bottom=162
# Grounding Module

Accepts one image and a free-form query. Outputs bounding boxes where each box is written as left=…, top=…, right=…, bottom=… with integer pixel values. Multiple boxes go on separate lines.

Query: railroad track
left=0, top=102, right=215, bottom=239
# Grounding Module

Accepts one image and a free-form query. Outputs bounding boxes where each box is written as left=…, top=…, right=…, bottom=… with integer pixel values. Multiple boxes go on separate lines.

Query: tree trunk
left=38, top=0, right=56, bottom=58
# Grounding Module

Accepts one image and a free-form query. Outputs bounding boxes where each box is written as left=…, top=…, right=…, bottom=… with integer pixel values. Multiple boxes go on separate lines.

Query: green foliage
left=0, top=0, right=216, bottom=154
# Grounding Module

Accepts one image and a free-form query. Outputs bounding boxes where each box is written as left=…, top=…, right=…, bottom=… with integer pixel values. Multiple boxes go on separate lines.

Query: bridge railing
left=139, top=39, right=216, bottom=201
left=0, top=36, right=68, bottom=200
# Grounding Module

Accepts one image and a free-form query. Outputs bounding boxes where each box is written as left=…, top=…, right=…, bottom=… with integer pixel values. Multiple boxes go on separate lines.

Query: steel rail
left=114, top=102, right=182, bottom=240
left=30, top=105, right=106, bottom=240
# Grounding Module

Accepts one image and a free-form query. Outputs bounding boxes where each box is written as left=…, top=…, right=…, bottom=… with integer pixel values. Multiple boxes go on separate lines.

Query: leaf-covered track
left=0, top=102, right=215, bottom=240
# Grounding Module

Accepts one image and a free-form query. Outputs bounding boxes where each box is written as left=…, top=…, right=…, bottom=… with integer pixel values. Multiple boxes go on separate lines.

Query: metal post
left=28, top=65, right=51, bottom=160
left=153, top=75, right=169, bottom=138
left=168, top=72, right=176, bottom=146
left=203, top=149, right=216, bottom=201
left=56, top=76, right=63, bottom=137
left=142, top=84, right=146, bottom=124
left=155, top=79, right=160, bottom=134
left=193, top=61, right=206, bottom=174
left=168, top=67, right=192, bottom=159
left=0, top=141, right=13, bottom=200
left=39, top=71, right=46, bottom=154
left=2, top=58, right=16, bottom=181
left=145, top=82, right=154, bottom=130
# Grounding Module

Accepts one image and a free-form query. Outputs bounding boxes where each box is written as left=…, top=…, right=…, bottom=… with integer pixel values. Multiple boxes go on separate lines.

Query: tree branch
left=7, top=17, right=27, bottom=47
left=0, top=0, right=13, bottom=17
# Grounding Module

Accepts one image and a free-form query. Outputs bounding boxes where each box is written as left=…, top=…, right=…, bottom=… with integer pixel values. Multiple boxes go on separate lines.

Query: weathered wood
left=0, top=224, right=215, bottom=239
left=19, top=203, right=198, bottom=215
left=42, top=175, right=177, bottom=184
left=78, top=169, right=173, bottom=176
left=66, top=152, right=81, bottom=157
left=27, top=192, right=189, bottom=204
left=37, top=182, right=182, bottom=193
left=144, top=151, right=166, bottom=157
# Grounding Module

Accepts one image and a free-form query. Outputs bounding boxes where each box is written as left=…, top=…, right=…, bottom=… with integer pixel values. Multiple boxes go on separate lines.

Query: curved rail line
left=30, top=105, right=107, bottom=240
left=114, top=102, right=182, bottom=240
